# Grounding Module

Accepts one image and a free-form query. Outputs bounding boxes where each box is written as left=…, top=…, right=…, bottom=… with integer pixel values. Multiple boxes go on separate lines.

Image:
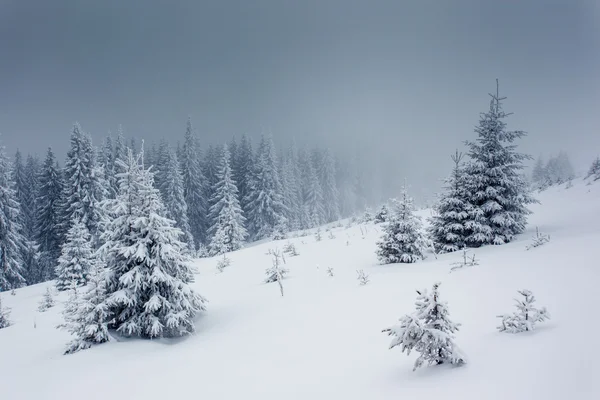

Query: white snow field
left=1, top=179, right=599, bottom=400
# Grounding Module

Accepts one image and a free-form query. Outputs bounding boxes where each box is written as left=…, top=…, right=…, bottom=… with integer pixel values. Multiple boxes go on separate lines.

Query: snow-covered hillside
left=1, top=179, right=599, bottom=400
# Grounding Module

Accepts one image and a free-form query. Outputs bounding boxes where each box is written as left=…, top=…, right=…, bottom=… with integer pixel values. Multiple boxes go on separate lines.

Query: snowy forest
left=0, top=81, right=594, bottom=293
left=0, top=118, right=375, bottom=291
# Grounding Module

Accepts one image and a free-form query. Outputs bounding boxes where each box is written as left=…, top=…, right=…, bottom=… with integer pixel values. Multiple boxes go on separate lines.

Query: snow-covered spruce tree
left=234, top=134, right=255, bottom=220
left=317, top=149, right=341, bottom=223
left=383, top=282, right=465, bottom=371
left=0, top=295, right=11, bottom=328
left=60, top=123, right=102, bottom=243
left=113, top=125, right=128, bottom=165
left=374, top=204, right=389, bottom=224
left=208, top=148, right=247, bottom=256
left=245, top=135, right=287, bottom=240
left=530, top=156, right=548, bottom=190
left=281, top=142, right=303, bottom=231
left=35, top=148, right=65, bottom=282
left=12, top=151, right=41, bottom=284
left=180, top=118, right=209, bottom=247
left=100, top=149, right=206, bottom=338
left=38, top=287, right=55, bottom=312
left=544, top=151, right=574, bottom=186
left=23, top=155, right=42, bottom=283
left=376, top=186, right=426, bottom=264
left=157, top=147, right=195, bottom=247
left=60, top=262, right=111, bottom=354
left=462, top=81, right=536, bottom=247
left=99, top=135, right=118, bottom=199
left=337, top=156, right=358, bottom=218
left=585, top=156, right=600, bottom=181
left=203, top=144, right=222, bottom=217
left=497, top=289, right=550, bottom=333
left=429, top=151, right=470, bottom=253
left=301, top=150, right=325, bottom=228
left=0, top=141, right=26, bottom=291
left=55, top=218, right=95, bottom=291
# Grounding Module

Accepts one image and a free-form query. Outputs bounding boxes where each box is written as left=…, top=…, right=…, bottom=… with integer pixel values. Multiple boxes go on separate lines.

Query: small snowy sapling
left=383, top=282, right=465, bottom=371
left=356, top=269, right=369, bottom=286
left=328, top=230, right=336, bottom=239
left=216, top=255, right=231, bottom=273
left=374, top=204, right=389, bottom=224
left=525, top=227, right=550, bottom=251
left=38, top=287, right=55, bottom=312
left=450, top=248, right=479, bottom=272
left=326, top=267, right=334, bottom=277
left=497, top=289, right=550, bottom=333
left=264, top=249, right=288, bottom=297
left=282, top=242, right=299, bottom=257
left=315, top=228, right=322, bottom=242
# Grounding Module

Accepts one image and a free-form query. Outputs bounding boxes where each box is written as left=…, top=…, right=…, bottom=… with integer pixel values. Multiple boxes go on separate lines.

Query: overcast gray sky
left=0, top=0, right=598, bottom=200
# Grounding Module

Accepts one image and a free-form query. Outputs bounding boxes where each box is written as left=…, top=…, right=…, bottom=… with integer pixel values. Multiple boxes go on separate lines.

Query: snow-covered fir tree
left=281, top=142, right=303, bottom=230
left=530, top=156, right=548, bottom=190
left=13, top=151, right=40, bottom=284
left=180, top=118, right=209, bottom=246
left=55, top=218, right=95, bottom=291
left=462, top=81, right=536, bottom=247
left=245, top=135, right=287, bottom=240
left=35, top=148, right=65, bottom=282
left=113, top=126, right=128, bottom=165
left=100, top=148, right=206, bottom=338
left=383, top=282, right=465, bottom=371
left=234, top=134, right=255, bottom=220
left=60, top=123, right=102, bottom=243
left=544, top=151, right=574, bottom=186
left=208, top=148, right=247, bottom=255
left=374, top=203, right=389, bottom=224
left=376, top=185, right=426, bottom=264
left=497, top=289, right=550, bottom=333
left=203, top=144, right=223, bottom=216
left=429, top=151, right=470, bottom=253
left=100, top=135, right=118, bottom=199
left=156, top=146, right=195, bottom=247
left=301, top=150, right=325, bottom=228
left=585, top=156, right=600, bottom=181
left=336, top=156, right=358, bottom=218
left=0, top=141, right=26, bottom=291
left=0, top=295, right=11, bottom=328
left=59, top=262, right=111, bottom=354
left=316, top=149, right=340, bottom=223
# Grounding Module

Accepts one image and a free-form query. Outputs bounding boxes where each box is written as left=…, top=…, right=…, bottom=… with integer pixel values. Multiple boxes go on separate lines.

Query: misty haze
left=0, top=1, right=599, bottom=400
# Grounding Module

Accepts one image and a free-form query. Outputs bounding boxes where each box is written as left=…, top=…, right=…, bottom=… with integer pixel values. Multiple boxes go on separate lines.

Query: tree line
left=0, top=120, right=370, bottom=291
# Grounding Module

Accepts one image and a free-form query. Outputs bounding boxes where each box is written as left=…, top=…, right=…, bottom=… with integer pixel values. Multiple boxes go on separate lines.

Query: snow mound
left=1, top=179, right=599, bottom=399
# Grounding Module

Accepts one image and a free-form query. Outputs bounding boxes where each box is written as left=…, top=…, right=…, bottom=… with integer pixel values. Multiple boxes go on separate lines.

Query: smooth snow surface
left=1, top=179, right=599, bottom=399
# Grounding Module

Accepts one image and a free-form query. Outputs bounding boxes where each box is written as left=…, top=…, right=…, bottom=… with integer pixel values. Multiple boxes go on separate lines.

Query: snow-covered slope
left=1, top=179, right=599, bottom=400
